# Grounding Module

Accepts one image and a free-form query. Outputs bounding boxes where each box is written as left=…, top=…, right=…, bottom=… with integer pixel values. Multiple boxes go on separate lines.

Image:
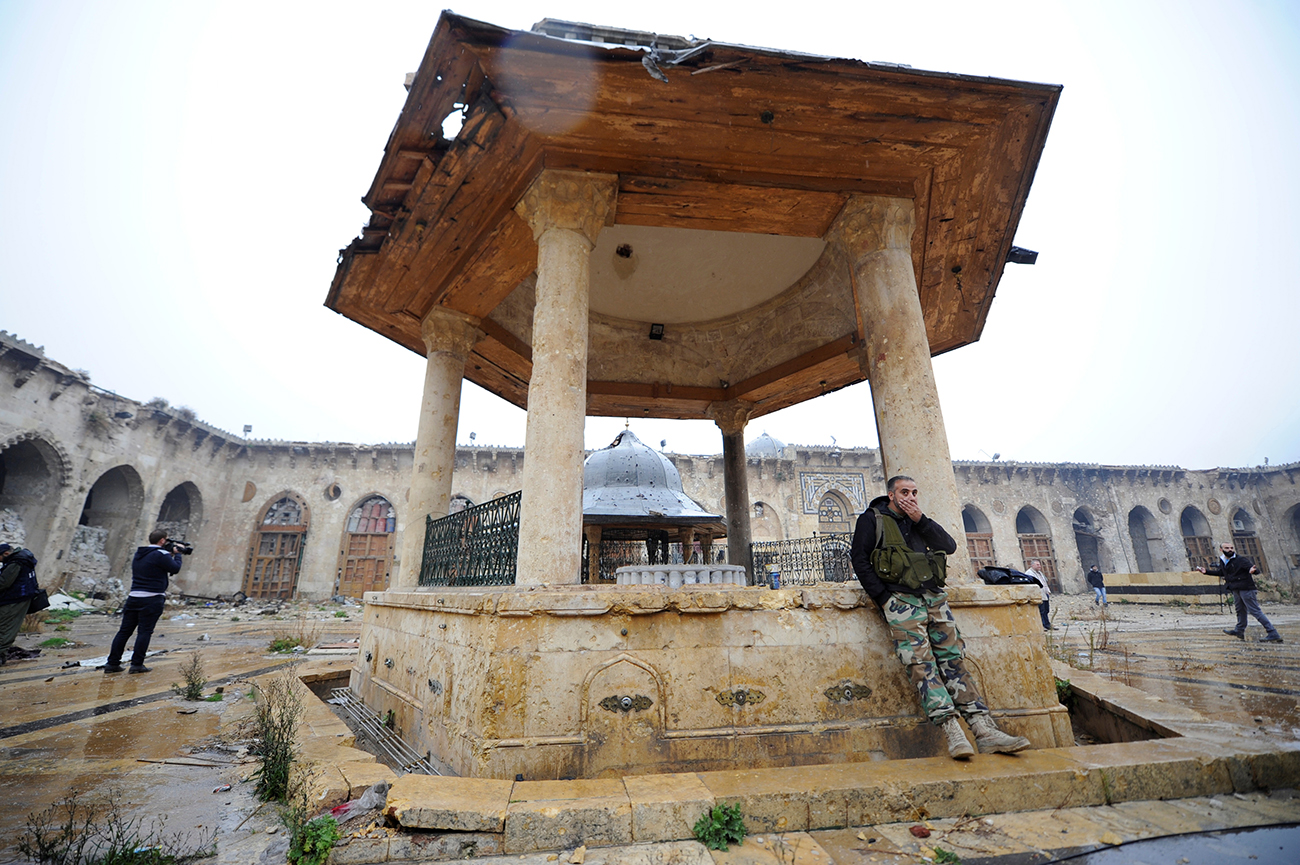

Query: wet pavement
left=1, top=595, right=1297, bottom=864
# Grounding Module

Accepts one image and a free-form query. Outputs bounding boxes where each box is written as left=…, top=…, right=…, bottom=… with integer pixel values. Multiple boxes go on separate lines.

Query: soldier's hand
left=896, top=497, right=923, bottom=522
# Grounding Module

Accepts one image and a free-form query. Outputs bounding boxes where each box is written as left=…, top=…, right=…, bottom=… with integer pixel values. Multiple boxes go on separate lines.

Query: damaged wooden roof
left=326, top=12, right=1059, bottom=421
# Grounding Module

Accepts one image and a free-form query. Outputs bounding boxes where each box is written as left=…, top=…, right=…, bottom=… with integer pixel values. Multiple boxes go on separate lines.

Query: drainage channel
left=329, top=687, right=440, bottom=775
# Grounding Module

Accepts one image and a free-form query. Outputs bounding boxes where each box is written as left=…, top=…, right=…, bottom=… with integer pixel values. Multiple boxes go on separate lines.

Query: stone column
left=708, top=400, right=755, bottom=582
left=398, top=307, right=483, bottom=589
left=513, top=170, right=618, bottom=586
left=835, top=196, right=972, bottom=581
left=583, top=524, right=603, bottom=583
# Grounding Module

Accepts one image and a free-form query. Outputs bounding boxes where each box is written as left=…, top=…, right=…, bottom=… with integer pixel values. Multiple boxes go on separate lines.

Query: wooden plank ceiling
left=325, top=12, right=1059, bottom=421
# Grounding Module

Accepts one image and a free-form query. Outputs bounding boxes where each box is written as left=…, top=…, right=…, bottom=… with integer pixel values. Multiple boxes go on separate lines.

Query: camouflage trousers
left=882, top=591, right=989, bottom=726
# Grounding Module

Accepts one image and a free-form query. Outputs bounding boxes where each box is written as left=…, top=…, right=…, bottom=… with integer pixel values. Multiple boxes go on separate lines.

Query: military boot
left=942, top=717, right=974, bottom=759
left=968, top=714, right=1030, bottom=754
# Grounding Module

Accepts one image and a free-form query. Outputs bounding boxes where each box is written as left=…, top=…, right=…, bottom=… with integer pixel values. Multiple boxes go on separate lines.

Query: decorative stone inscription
left=824, top=682, right=873, bottom=703
left=716, top=688, right=766, bottom=707
left=799, top=472, right=867, bottom=514
left=599, top=694, right=653, bottom=714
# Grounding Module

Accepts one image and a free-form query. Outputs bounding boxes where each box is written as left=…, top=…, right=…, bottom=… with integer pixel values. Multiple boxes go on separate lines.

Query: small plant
left=1054, top=678, right=1075, bottom=712
left=334, top=611, right=347, bottom=618
left=174, top=405, right=197, bottom=422
left=56, top=624, right=70, bottom=632
left=287, top=815, right=340, bottom=865
left=692, top=802, right=746, bottom=851
left=204, top=693, right=223, bottom=702
left=251, top=670, right=303, bottom=802
left=85, top=409, right=113, bottom=434
left=269, top=618, right=321, bottom=654
left=171, top=652, right=207, bottom=701
left=39, top=637, right=72, bottom=649
left=935, top=848, right=962, bottom=864
left=19, top=788, right=215, bottom=864
left=230, top=616, right=240, bottom=622
left=44, top=610, right=83, bottom=624
left=269, top=637, right=302, bottom=653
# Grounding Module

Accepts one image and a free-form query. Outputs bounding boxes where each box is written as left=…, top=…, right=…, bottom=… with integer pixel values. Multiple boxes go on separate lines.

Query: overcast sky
left=2, top=1, right=1297, bottom=469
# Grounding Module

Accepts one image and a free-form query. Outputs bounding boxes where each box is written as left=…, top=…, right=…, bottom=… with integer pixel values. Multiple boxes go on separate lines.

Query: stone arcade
left=329, top=13, right=1067, bottom=778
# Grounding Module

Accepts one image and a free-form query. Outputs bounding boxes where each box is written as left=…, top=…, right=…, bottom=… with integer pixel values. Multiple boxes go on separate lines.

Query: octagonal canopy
left=326, top=13, right=1059, bottom=422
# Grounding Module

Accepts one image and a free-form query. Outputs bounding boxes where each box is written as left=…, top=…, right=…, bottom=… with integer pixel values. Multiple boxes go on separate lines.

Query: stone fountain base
left=350, top=582, right=1071, bottom=779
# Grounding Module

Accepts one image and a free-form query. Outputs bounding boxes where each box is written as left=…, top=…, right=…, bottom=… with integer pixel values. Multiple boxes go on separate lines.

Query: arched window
left=244, top=493, right=310, bottom=599
left=157, top=482, right=202, bottom=548
left=1127, top=506, right=1167, bottom=573
left=1180, top=506, right=1214, bottom=571
left=337, top=495, right=397, bottom=597
left=962, top=505, right=995, bottom=570
left=818, top=492, right=850, bottom=533
left=0, top=436, right=64, bottom=559
left=751, top=501, right=783, bottom=541
left=1231, top=508, right=1268, bottom=575
left=1016, top=505, right=1059, bottom=590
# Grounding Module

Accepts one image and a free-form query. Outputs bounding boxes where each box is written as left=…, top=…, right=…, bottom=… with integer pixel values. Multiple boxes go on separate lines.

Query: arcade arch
left=1180, top=506, right=1215, bottom=571
left=751, top=500, right=784, bottom=542
left=1231, top=508, right=1268, bottom=575
left=1016, top=505, right=1059, bottom=590
left=79, top=465, right=145, bottom=583
left=157, top=482, right=202, bottom=546
left=244, top=492, right=310, bottom=599
left=1072, top=507, right=1106, bottom=573
left=336, top=494, right=397, bottom=597
left=962, top=504, right=995, bottom=570
left=1127, top=506, right=1168, bottom=573
left=0, top=435, right=65, bottom=556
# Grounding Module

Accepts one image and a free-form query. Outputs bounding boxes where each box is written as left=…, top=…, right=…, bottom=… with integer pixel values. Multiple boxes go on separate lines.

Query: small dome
left=745, top=431, right=785, bottom=459
left=583, top=431, right=720, bottom=521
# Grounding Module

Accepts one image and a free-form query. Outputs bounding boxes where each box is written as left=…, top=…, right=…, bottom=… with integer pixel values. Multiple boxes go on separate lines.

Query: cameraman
left=104, top=529, right=183, bottom=674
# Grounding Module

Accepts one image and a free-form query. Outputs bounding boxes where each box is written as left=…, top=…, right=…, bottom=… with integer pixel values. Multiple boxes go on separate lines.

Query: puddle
left=1066, top=823, right=1300, bottom=863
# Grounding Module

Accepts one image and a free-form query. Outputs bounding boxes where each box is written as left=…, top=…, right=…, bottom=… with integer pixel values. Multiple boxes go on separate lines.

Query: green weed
left=39, top=637, right=72, bottom=649
left=693, top=803, right=746, bottom=851
left=935, top=849, right=962, bottom=864
left=171, top=652, right=207, bottom=701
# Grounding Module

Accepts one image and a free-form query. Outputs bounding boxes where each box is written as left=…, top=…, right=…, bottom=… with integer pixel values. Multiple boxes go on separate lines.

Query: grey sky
left=2, top=1, right=1296, bottom=468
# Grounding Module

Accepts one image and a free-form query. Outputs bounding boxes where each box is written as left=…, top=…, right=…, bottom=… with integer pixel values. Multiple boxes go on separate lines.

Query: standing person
left=0, top=543, right=40, bottom=663
left=104, top=530, right=183, bottom=674
left=1087, top=565, right=1107, bottom=606
left=1024, top=559, right=1054, bottom=630
left=1198, top=542, right=1282, bottom=643
left=850, top=475, right=1031, bottom=760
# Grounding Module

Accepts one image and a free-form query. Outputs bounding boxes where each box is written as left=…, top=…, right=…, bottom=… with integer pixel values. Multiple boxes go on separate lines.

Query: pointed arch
left=962, top=504, right=995, bottom=570
left=1016, top=505, right=1058, bottom=590
left=337, top=493, right=397, bottom=597
left=1180, top=506, right=1214, bottom=571
left=243, top=491, right=310, bottom=599
left=1230, top=507, right=1268, bottom=575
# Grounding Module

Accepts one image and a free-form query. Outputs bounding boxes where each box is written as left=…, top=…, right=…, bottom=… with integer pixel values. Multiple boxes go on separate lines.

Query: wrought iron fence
left=419, top=491, right=521, bottom=586
left=581, top=528, right=728, bottom=582
left=750, top=533, right=854, bottom=586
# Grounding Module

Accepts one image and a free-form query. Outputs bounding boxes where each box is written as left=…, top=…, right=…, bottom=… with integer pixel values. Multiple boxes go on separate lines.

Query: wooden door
left=1017, top=534, right=1059, bottom=591
left=967, top=534, right=995, bottom=571
left=1184, top=536, right=1216, bottom=572
left=246, top=529, right=303, bottom=599
left=1233, top=534, right=1268, bottom=576
left=338, top=532, right=394, bottom=597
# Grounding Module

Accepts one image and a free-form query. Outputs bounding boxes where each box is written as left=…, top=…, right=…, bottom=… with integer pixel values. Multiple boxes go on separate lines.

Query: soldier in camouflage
left=851, top=476, right=1031, bottom=759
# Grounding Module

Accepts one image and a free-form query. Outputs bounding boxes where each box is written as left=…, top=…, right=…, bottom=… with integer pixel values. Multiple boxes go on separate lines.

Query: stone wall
left=2, top=330, right=1297, bottom=601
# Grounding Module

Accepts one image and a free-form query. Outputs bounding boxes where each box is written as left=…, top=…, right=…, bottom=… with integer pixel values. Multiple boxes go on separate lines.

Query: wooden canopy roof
left=326, top=13, right=1059, bottom=421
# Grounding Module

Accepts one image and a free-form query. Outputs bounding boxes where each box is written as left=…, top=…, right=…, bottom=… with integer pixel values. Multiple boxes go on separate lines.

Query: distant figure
left=1024, top=560, right=1054, bottom=630
left=0, top=543, right=41, bottom=662
left=104, top=530, right=183, bottom=674
left=1087, top=565, right=1107, bottom=606
left=1199, top=542, right=1282, bottom=643
left=851, top=475, right=1031, bottom=760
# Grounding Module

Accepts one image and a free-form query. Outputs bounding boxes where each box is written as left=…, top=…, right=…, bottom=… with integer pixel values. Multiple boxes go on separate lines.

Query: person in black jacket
left=0, top=543, right=41, bottom=662
left=850, top=475, right=1030, bottom=759
left=104, top=529, right=184, bottom=674
left=1198, top=542, right=1282, bottom=643
left=1086, top=565, right=1107, bottom=605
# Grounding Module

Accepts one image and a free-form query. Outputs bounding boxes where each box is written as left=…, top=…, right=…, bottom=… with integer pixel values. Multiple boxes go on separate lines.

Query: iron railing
left=750, top=533, right=854, bottom=586
left=419, top=491, right=521, bottom=586
left=581, top=528, right=728, bottom=582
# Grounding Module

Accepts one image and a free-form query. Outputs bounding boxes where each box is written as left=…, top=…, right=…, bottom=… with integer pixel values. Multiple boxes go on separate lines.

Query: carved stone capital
left=419, top=307, right=483, bottom=357
left=514, top=170, right=618, bottom=246
left=706, top=399, right=755, bottom=437
left=829, top=195, right=915, bottom=257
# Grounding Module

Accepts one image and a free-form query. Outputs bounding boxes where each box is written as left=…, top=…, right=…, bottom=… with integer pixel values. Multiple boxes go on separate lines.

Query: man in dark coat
left=850, top=475, right=1030, bottom=759
left=1198, top=542, right=1282, bottom=643
left=104, top=529, right=183, bottom=673
left=0, top=543, right=41, bottom=661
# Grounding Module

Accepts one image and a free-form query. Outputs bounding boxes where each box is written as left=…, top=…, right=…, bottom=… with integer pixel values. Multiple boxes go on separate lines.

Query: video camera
left=164, top=538, right=195, bottom=556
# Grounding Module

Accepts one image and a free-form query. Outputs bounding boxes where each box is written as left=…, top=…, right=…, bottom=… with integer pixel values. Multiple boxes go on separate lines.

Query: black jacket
left=130, top=546, right=183, bottom=594
left=1086, top=568, right=1105, bottom=588
left=1204, top=554, right=1257, bottom=592
left=0, top=548, right=39, bottom=604
left=850, top=495, right=957, bottom=606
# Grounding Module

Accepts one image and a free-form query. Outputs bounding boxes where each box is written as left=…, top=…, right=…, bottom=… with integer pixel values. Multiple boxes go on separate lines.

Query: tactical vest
left=868, top=505, right=947, bottom=591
